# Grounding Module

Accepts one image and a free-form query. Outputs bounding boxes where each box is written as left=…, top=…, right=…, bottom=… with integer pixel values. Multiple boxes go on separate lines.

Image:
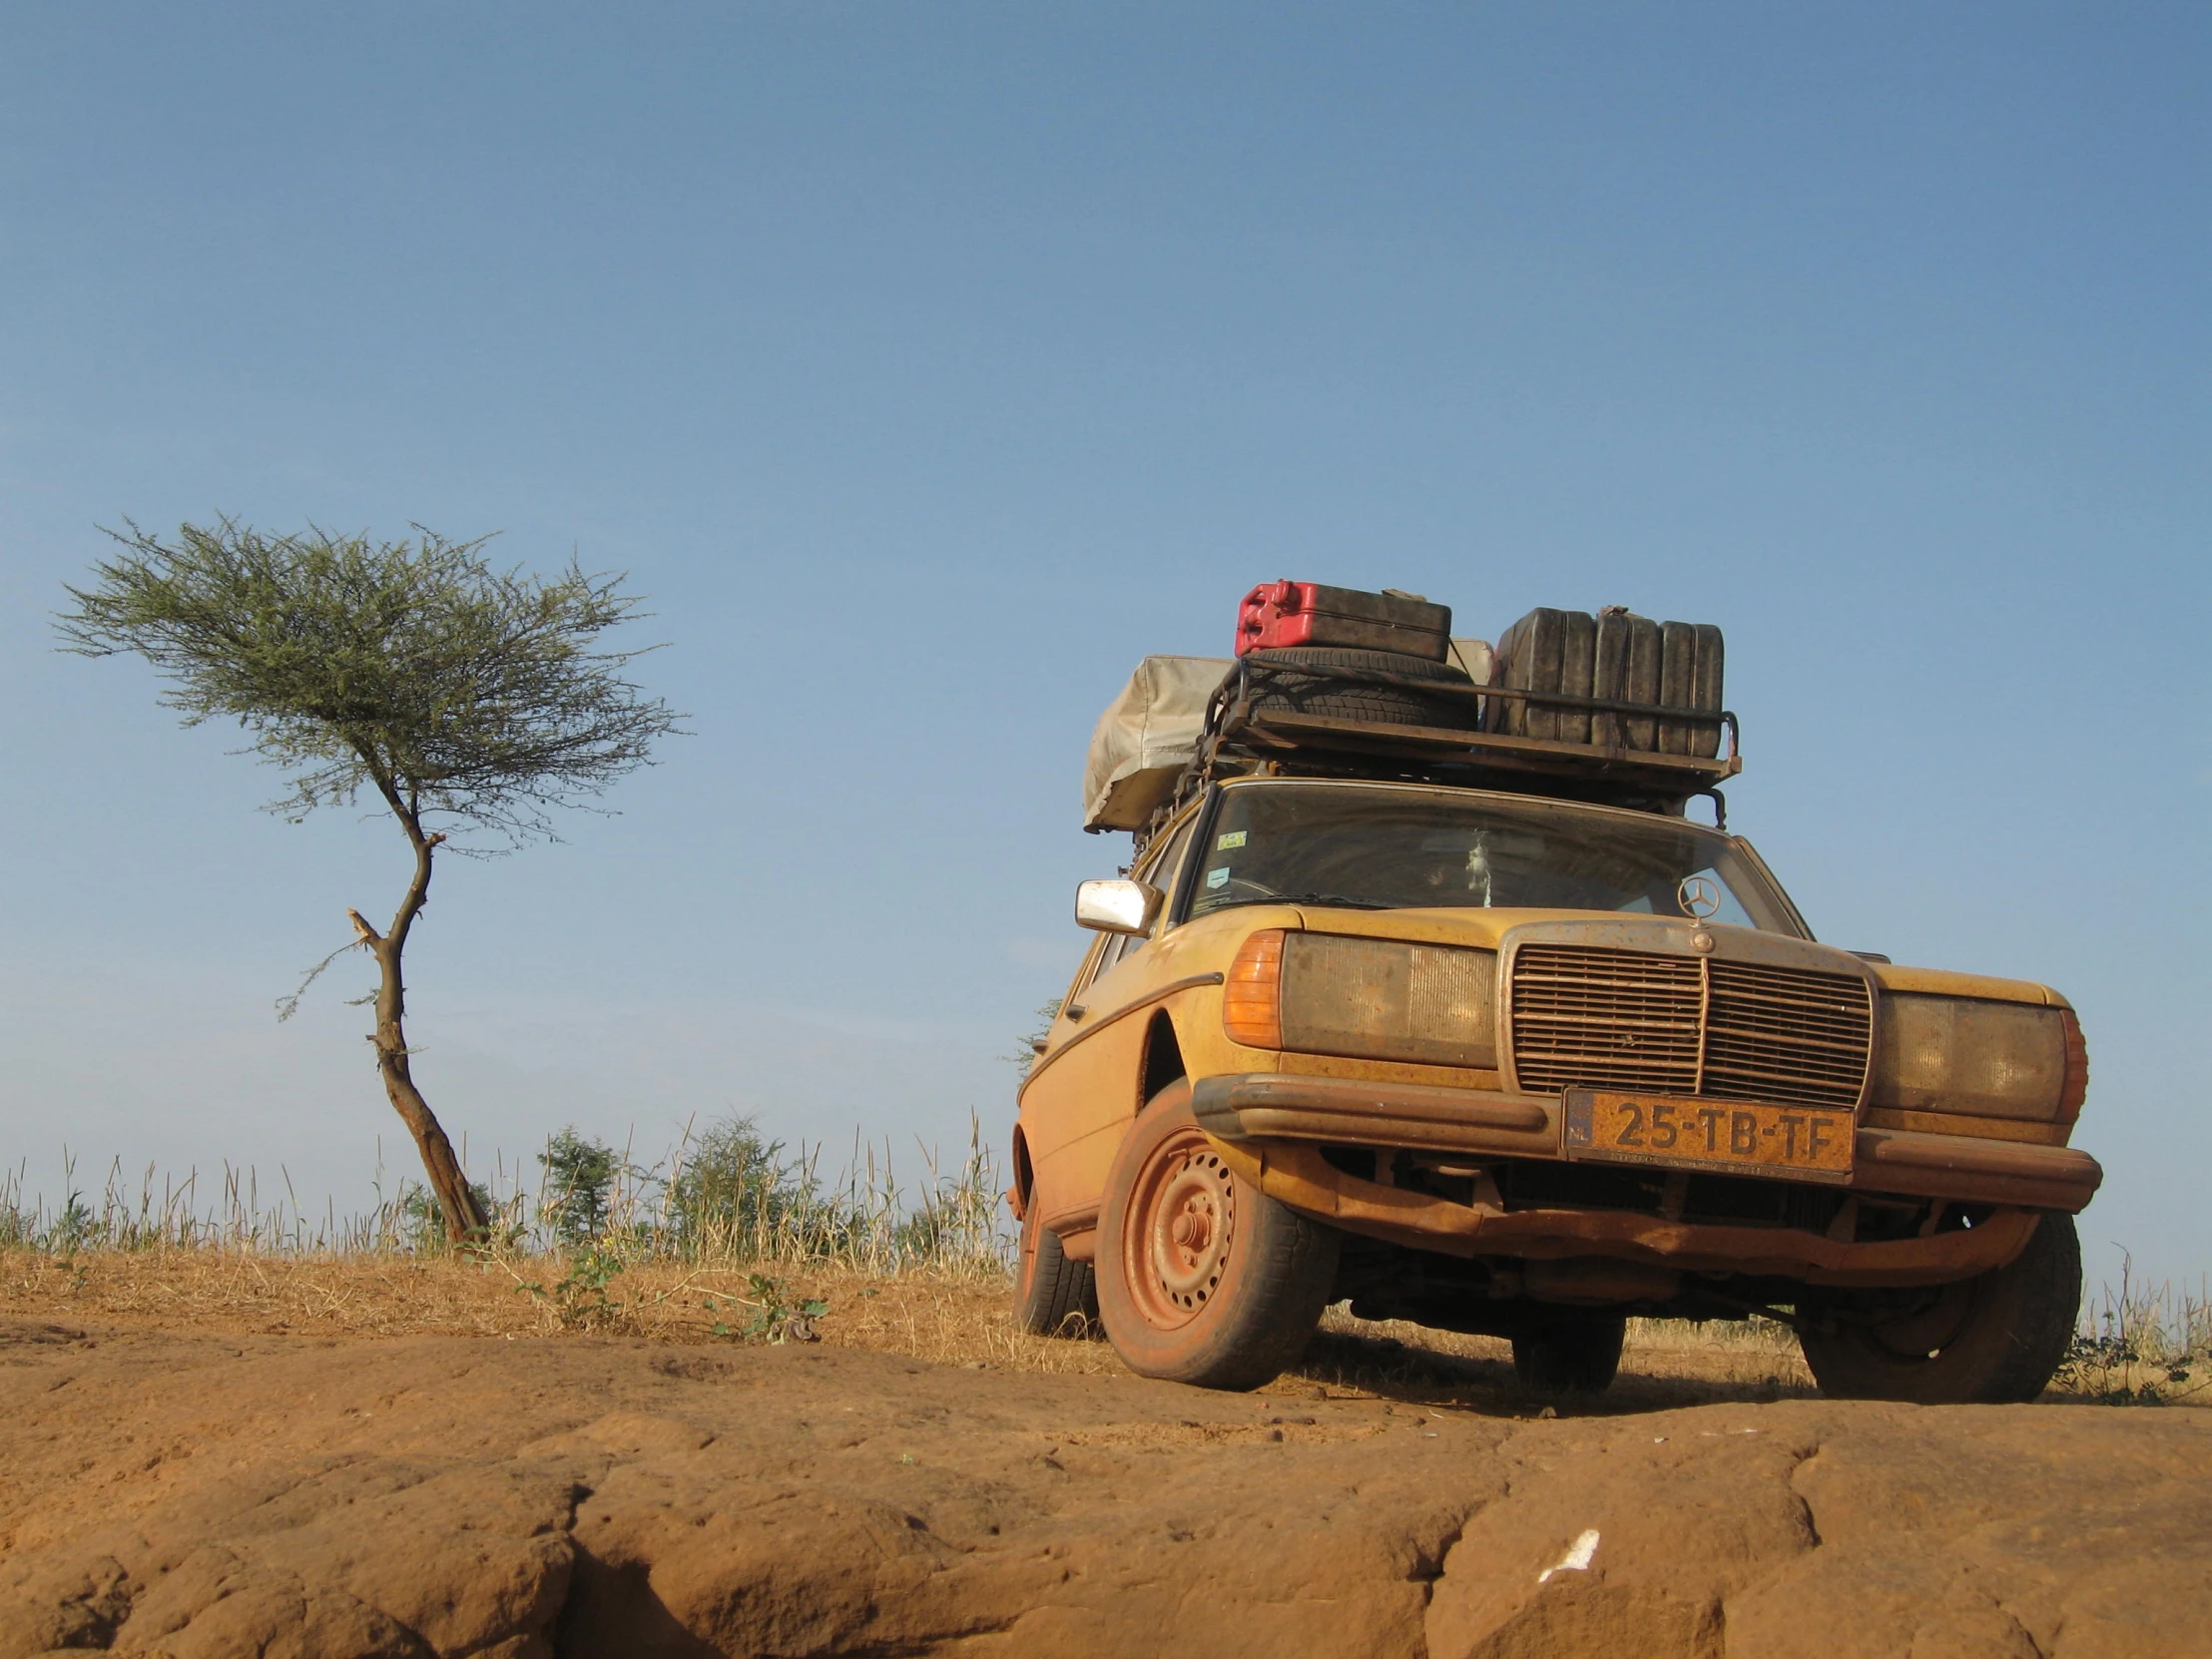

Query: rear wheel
left=1799, top=1212, right=2080, bottom=1403
left=1096, top=1081, right=1341, bottom=1389
left=1512, top=1315, right=1626, bottom=1395
left=1013, top=1197, right=1098, bottom=1337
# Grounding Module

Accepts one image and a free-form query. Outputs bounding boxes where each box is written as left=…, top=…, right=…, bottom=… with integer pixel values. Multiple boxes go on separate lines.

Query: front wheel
left=1096, top=1081, right=1341, bottom=1389
left=1799, top=1212, right=2080, bottom=1403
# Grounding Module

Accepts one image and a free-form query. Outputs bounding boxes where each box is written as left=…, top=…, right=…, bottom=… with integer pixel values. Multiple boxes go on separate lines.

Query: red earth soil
left=1, top=1317, right=2206, bottom=1658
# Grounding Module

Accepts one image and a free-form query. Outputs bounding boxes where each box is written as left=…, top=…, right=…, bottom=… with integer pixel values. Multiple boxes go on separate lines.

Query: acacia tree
left=59, top=519, right=680, bottom=1242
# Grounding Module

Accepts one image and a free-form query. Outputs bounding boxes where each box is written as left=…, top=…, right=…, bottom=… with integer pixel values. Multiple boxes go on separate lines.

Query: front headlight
left=1874, top=995, right=2084, bottom=1122
left=1278, top=933, right=1497, bottom=1067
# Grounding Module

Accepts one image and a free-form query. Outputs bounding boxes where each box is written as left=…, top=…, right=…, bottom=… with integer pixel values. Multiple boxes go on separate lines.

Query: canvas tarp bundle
left=1083, top=655, right=1233, bottom=831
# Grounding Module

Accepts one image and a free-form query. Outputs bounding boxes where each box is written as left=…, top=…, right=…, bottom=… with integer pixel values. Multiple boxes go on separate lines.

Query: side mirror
left=1075, top=877, right=1164, bottom=936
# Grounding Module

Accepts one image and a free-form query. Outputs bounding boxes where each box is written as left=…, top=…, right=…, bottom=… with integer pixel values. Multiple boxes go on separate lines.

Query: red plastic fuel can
left=1234, top=581, right=1451, bottom=660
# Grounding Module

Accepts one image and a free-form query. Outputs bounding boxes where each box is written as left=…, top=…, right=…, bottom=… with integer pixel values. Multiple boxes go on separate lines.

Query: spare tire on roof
left=1239, top=646, right=1478, bottom=731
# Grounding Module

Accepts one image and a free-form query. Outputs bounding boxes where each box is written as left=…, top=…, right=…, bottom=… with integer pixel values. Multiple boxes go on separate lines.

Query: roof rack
left=1140, top=656, right=1742, bottom=847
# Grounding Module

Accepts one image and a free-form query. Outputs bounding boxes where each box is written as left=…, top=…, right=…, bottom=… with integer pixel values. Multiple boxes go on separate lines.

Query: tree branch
left=276, top=934, right=370, bottom=1022
left=385, top=830, right=446, bottom=951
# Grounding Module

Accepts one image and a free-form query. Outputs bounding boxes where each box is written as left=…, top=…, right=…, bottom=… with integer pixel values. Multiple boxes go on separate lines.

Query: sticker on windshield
left=1206, top=865, right=1231, bottom=889
left=1216, top=830, right=1247, bottom=850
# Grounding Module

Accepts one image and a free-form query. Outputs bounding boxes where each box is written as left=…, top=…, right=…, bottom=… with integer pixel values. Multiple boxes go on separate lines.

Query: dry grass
left=0, top=1115, right=1012, bottom=1273
left=6, top=1246, right=2205, bottom=1410
left=4, top=1131, right=2200, bottom=1410
left=0, top=1247, right=1807, bottom=1412
left=2054, top=1266, right=2211, bottom=1405
left=0, top=1248, right=1117, bottom=1372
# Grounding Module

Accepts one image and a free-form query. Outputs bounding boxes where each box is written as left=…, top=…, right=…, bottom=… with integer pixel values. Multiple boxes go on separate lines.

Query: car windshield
left=1186, top=783, right=1799, bottom=933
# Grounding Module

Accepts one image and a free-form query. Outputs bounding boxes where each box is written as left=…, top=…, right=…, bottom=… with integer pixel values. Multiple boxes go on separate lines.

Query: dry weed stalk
left=2053, top=1258, right=2211, bottom=1405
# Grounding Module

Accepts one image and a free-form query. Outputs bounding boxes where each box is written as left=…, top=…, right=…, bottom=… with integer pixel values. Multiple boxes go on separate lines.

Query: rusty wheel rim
left=1123, top=1128, right=1236, bottom=1332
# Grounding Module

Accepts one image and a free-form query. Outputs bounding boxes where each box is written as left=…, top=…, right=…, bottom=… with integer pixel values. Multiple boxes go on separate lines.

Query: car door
left=1017, top=811, right=1200, bottom=1245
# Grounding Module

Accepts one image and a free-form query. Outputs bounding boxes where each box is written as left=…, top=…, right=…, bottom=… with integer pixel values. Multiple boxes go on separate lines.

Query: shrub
left=668, top=1116, right=822, bottom=1257
left=538, top=1128, right=620, bottom=1247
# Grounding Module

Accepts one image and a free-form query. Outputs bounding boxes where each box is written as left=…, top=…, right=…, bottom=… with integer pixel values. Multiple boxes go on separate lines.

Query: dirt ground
left=0, top=1250, right=1829, bottom=1407
left=3, top=1258, right=2208, bottom=1657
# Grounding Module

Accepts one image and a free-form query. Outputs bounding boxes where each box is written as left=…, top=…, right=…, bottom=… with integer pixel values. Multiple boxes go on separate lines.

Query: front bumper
left=1191, top=1071, right=2101, bottom=1288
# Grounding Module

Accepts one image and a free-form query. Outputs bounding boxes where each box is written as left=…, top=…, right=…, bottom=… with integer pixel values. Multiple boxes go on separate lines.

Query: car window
left=1187, top=783, right=1798, bottom=933
left=1093, top=929, right=1137, bottom=979
left=1080, top=814, right=1198, bottom=991
left=1137, top=815, right=1197, bottom=917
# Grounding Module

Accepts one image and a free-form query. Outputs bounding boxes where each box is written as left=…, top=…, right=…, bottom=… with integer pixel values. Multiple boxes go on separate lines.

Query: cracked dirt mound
left=1, top=1318, right=2206, bottom=1658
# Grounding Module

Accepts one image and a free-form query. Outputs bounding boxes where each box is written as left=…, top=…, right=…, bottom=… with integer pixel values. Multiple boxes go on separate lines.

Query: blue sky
left=1, top=4, right=2203, bottom=1286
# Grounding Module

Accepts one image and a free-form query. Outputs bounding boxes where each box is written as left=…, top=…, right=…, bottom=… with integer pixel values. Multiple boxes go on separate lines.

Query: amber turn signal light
left=2057, top=1008, right=2089, bottom=1123
left=1223, top=928, right=1286, bottom=1049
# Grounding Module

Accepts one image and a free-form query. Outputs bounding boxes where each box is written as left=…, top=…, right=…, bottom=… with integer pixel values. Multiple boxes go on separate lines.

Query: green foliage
left=708, top=1273, right=828, bottom=1344
left=2052, top=1259, right=2211, bottom=1405
left=44, top=1190, right=96, bottom=1260
left=661, top=1113, right=1008, bottom=1273
left=538, top=1128, right=620, bottom=1247
left=1, top=1116, right=1018, bottom=1275
left=57, top=517, right=680, bottom=843
left=394, top=1179, right=499, bottom=1254
left=58, top=517, right=682, bottom=1247
left=511, top=1239, right=631, bottom=1332
left=1, top=1154, right=101, bottom=1259
left=1004, top=998, right=1062, bottom=1073
left=667, top=1116, right=826, bottom=1255
left=553, top=1241, right=628, bottom=1329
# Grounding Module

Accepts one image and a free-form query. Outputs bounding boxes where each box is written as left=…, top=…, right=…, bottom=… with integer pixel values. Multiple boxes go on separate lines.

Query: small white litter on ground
left=1538, top=1529, right=1601, bottom=1584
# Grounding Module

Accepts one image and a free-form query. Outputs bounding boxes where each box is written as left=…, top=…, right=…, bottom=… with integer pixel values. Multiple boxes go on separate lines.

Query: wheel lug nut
left=1172, top=1212, right=1211, bottom=1250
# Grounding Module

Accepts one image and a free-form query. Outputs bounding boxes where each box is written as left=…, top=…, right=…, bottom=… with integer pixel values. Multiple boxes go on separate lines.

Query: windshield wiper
left=1207, top=891, right=1392, bottom=911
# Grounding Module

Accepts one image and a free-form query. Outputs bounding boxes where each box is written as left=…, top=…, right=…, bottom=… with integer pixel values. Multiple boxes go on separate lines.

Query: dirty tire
left=1096, top=1081, right=1341, bottom=1389
left=1512, top=1315, right=1626, bottom=1394
left=1243, top=647, right=1477, bottom=732
left=1013, top=1199, right=1098, bottom=1338
left=1800, top=1212, right=2081, bottom=1403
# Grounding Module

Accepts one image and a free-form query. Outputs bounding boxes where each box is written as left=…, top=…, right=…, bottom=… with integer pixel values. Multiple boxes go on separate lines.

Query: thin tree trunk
left=349, top=811, right=488, bottom=1245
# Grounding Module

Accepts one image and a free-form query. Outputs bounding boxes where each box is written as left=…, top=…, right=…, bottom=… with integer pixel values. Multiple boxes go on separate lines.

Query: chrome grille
left=1510, top=945, right=1702, bottom=1096
left=1510, top=944, right=1870, bottom=1109
left=1704, top=960, right=1874, bottom=1107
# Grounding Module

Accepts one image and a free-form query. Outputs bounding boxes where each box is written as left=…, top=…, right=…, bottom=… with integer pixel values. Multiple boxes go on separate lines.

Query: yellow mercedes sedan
left=1010, top=775, right=2096, bottom=1400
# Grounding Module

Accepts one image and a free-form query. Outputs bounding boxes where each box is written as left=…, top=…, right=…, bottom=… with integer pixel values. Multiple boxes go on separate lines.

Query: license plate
left=1562, top=1090, right=1854, bottom=1180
